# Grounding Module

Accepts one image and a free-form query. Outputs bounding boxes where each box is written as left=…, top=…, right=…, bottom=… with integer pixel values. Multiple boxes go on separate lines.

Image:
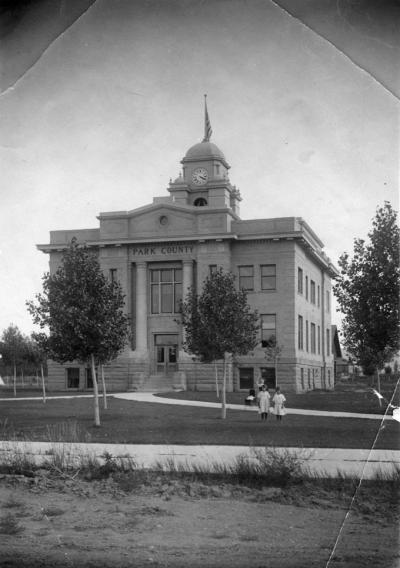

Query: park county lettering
left=131, top=244, right=195, bottom=256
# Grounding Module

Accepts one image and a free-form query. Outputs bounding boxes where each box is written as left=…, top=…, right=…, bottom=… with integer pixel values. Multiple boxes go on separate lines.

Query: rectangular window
left=260, top=264, right=276, bottom=290
left=326, top=290, right=330, bottom=312
left=239, top=265, right=254, bottom=290
left=209, top=265, right=217, bottom=275
left=85, top=368, right=96, bottom=389
left=318, top=325, right=321, bottom=355
left=306, top=320, right=309, bottom=352
left=326, top=329, right=331, bottom=356
left=310, top=280, right=316, bottom=304
left=298, top=267, right=303, bottom=294
left=261, top=314, right=276, bottom=347
left=311, top=323, right=316, bottom=354
left=239, top=367, right=254, bottom=390
left=298, top=315, right=303, bottom=350
left=260, top=367, right=276, bottom=389
left=150, top=268, right=182, bottom=314
left=317, top=285, right=320, bottom=307
left=109, top=268, right=117, bottom=283
left=305, top=276, right=309, bottom=300
left=300, top=368, right=305, bottom=390
left=307, top=368, right=311, bottom=389
left=66, top=368, right=80, bottom=389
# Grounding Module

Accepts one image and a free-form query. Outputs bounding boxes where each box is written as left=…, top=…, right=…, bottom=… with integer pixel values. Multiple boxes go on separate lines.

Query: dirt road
left=0, top=473, right=398, bottom=568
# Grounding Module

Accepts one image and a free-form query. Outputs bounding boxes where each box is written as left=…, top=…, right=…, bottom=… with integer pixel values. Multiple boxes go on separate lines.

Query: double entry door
left=155, top=334, right=178, bottom=375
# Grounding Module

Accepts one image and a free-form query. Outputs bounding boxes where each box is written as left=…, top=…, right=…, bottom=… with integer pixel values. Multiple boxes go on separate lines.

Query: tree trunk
left=91, top=354, right=101, bottom=427
left=101, top=365, right=107, bottom=409
left=221, top=354, right=227, bottom=420
left=41, top=364, right=46, bottom=404
left=376, top=369, right=382, bottom=407
left=13, top=363, right=16, bottom=397
left=214, top=361, right=219, bottom=399
left=21, top=369, right=24, bottom=388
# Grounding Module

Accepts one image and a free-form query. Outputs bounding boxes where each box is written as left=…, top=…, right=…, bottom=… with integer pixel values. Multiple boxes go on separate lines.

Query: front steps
left=139, top=374, right=177, bottom=392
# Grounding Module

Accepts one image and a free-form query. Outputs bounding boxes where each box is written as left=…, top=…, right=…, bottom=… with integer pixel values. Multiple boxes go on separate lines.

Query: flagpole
left=203, top=94, right=212, bottom=142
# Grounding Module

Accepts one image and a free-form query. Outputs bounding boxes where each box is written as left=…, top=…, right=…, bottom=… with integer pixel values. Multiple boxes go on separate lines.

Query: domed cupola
left=168, top=96, right=241, bottom=216
left=183, top=141, right=229, bottom=169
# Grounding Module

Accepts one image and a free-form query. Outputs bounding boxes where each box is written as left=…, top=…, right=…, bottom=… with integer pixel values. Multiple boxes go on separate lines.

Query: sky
left=0, top=0, right=399, bottom=337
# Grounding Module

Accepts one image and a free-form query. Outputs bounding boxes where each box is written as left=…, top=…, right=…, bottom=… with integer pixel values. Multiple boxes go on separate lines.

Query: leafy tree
left=264, top=336, right=283, bottom=389
left=27, top=240, right=130, bottom=426
left=333, top=202, right=400, bottom=383
left=0, top=324, right=26, bottom=396
left=180, top=268, right=259, bottom=418
left=24, top=335, right=48, bottom=402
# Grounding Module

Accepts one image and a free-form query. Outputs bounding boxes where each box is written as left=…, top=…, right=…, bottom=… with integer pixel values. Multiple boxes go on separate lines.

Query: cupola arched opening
left=194, top=197, right=208, bottom=207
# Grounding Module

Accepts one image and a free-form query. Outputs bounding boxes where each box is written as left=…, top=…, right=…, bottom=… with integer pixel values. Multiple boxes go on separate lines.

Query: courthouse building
left=38, top=107, right=338, bottom=393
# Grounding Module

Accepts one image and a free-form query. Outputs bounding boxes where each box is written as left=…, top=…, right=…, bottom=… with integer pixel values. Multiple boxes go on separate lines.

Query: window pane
left=311, top=323, right=316, bottom=353
left=261, top=276, right=275, bottom=290
left=298, top=268, right=303, bottom=293
left=261, top=265, right=275, bottom=276
left=261, top=367, right=276, bottom=389
left=151, top=270, right=160, bottom=283
left=161, top=283, right=173, bottom=312
left=157, top=346, right=165, bottom=363
left=67, top=368, right=79, bottom=389
left=261, top=265, right=276, bottom=290
left=169, top=346, right=177, bottom=363
left=174, top=269, right=182, bottom=283
left=85, top=368, right=94, bottom=389
left=240, top=277, right=253, bottom=290
left=161, top=269, right=173, bottom=282
left=239, top=368, right=254, bottom=389
left=262, top=314, right=275, bottom=329
left=239, top=266, right=254, bottom=290
left=174, top=283, right=182, bottom=312
left=298, top=315, right=303, bottom=349
left=261, top=314, right=276, bottom=347
left=239, top=266, right=253, bottom=277
left=151, top=284, right=159, bottom=313
left=310, top=281, right=316, bottom=304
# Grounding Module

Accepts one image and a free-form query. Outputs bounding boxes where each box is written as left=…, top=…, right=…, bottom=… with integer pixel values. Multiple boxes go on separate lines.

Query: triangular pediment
left=128, top=205, right=197, bottom=239
left=98, top=201, right=234, bottom=240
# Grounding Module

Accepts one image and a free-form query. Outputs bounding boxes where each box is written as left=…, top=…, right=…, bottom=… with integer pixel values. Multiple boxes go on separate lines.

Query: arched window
left=194, top=197, right=207, bottom=207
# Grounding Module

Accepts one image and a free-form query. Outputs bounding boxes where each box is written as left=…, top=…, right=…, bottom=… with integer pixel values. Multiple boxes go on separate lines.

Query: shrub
left=233, top=447, right=306, bottom=487
left=0, top=444, right=37, bottom=476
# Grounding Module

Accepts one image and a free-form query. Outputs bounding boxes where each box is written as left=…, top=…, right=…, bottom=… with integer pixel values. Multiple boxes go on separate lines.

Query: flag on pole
left=203, top=94, right=212, bottom=142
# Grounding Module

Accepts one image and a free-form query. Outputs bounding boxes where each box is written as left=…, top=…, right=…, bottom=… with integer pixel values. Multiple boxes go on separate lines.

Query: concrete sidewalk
left=0, top=440, right=399, bottom=479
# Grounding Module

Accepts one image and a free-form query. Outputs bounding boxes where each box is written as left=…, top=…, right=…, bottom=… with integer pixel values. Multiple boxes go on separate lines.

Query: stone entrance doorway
left=154, top=334, right=178, bottom=375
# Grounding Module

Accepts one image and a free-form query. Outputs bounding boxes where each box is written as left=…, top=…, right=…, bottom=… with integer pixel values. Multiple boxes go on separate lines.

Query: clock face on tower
left=191, top=167, right=208, bottom=185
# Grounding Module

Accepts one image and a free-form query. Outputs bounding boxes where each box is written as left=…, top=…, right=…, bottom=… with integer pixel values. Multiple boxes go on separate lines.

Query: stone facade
left=38, top=130, right=337, bottom=394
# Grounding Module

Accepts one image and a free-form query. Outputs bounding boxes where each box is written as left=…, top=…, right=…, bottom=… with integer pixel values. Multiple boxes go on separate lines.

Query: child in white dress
left=257, top=385, right=271, bottom=421
left=272, top=387, right=286, bottom=421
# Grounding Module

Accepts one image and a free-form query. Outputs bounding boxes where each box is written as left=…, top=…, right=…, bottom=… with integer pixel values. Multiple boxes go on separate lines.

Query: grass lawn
left=0, top=391, right=399, bottom=449
left=157, top=378, right=400, bottom=415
